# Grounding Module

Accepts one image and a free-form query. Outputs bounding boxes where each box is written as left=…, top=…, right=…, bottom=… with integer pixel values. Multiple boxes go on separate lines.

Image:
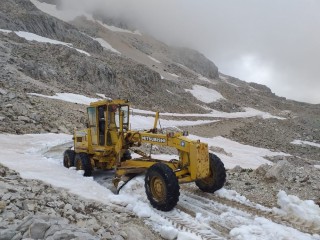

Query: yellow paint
left=74, top=99, right=211, bottom=186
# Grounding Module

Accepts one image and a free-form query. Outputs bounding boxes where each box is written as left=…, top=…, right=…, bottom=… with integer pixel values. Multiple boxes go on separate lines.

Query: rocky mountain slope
left=0, top=0, right=319, bottom=239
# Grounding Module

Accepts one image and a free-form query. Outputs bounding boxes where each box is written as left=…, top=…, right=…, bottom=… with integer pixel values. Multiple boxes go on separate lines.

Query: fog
left=60, top=0, right=320, bottom=104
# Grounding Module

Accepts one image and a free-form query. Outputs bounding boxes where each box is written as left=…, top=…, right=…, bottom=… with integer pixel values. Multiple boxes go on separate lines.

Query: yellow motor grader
left=63, top=99, right=226, bottom=211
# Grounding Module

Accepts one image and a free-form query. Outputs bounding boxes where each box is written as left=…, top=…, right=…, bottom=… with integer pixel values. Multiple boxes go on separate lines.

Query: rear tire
left=63, top=150, right=75, bottom=168
left=145, top=163, right=180, bottom=211
left=75, top=153, right=92, bottom=177
left=195, top=153, right=226, bottom=193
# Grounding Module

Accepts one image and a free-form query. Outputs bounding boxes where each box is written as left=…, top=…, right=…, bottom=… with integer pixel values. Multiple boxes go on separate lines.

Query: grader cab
left=63, top=99, right=226, bottom=211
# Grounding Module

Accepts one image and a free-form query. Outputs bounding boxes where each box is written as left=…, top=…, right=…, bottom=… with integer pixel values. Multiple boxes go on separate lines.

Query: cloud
left=60, top=0, right=320, bottom=104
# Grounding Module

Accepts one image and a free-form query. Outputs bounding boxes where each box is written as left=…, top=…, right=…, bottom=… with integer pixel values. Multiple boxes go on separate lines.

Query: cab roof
left=89, top=99, right=130, bottom=107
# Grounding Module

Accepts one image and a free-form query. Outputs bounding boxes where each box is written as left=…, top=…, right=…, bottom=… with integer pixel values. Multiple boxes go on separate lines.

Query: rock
left=265, top=160, right=291, bottom=182
left=44, top=224, right=62, bottom=238
left=58, top=125, right=70, bottom=134
left=2, top=193, right=12, bottom=201
left=12, top=103, right=28, bottom=115
left=229, top=165, right=243, bottom=173
left=17, top=116, right=31, bottom=122
left=48, top=229, right=98, bottom=240
left=2, top=211, right=15, bottom=221
left=254, top=164, right=271, bottom=176
left=23, top=200, right=36, bottom=211
left=0, top=88, right=8, bottom=95
left=29, top=220, right=50, bottom=239
left=7, top=92, right=16, bottom=99
left=0, top=229, right=18, bottom=240
left=16, top=216, right=34, bottom=233
left=11, top=232, right=22, bottom=240
left=0, top=201, right=6, bottom=212
left=0, top=168, right=6, bottom=177
left=0, top=116, right=5, bottom=121
left=51, top=128, right=59, bottom=133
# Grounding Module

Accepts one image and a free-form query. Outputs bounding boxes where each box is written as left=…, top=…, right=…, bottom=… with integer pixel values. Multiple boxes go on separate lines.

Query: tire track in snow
left=155, top=208, right=226, bottom=240
left=182, top=185, right=320, bottom=235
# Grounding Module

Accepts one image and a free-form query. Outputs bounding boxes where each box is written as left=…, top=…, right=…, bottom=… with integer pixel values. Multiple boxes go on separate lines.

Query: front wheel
left=145, top=163, right=180, bottom=211
left=75, top=153, right=92, bottom=177
left=63, top=150, right=75, bottom=168
left=195, top=153, right=226, bottom=192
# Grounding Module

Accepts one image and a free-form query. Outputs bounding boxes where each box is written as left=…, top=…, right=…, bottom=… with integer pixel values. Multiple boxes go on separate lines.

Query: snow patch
left=94, top=38, right=120, bottom=54
left=168, top=73, right=179, bottom=78
left=30, top=0, right=94, bottom=22
left=0, top=29, right=11, bottom=34
left=28, top=93, right=100, bottom=105
left=197, top=74, right=211, bottom=83
left=131, top=115, right=217, bottom=130
left=188, top=135, right=290, bottom=169
left=96, top=20, right=141, bottom=35
left=147, top=56, right=161, bottom=63
left=159, top=226, right=178, bottom=240
left=132, top=107, right=285, bottom=120
left=216, top=188, right=271, bottom=212
left=314, top=165, right=320, bottom=169
left=96, top=93, right=111, bottom=100
left=166, top=90, right=174, bottom=94
left=230, top=217, right=316, bottom=240
left=0, top=29, right=90, bottom=56
left=274, top=191, right=320, bottom=229
left=185, top=85, right=224, bottom=103
left=291, top=140, right=320, bottom=148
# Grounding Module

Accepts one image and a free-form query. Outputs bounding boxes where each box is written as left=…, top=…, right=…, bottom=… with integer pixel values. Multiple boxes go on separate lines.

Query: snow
left=0, top=134, right=317, bottom=240
left=185, top=85, right=224, bottom=103
left=291, top=140, right=320, bottom=148
left=95, top=93, right=111, bottom=100
left=314, top=165, right=320, bottom=169
left=274, top=191, right=320, bottom=229
left=27, top=92, right=285, bottom=120
left=28, top=93, right=100, bottom=105
left=230, top=217, right=316, bottom=240
left=94, top=38, right=120, bottom=54
left=96, top=20, right=142, bottom=35
left=168, top=73, right=179, bottom=78
left=188, top=135, right=290, bottom=169
left=30, top=0, right=94, bottom=22
left=133, top=107, right=286, bottom=120
left=130, top=115, right=217, bottom=130
left=166, top=90, right=174, bottom=94
left=0, top=29, right=11, bottom=34
left=215, top=188, right=272, bottom=212
left=198, top=74, right=211, bottom=83
left=147, top=56, right=161, bottom=63
left=0, top=29, right=90, bottom=56
left=159, top=226, right=178, bottom=240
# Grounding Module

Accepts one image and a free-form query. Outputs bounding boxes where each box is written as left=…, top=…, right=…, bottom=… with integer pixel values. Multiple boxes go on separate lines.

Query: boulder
left=29, top=220, right=51, bottom=239
left=0, top=88, right=8, bottom=95
left=0, top=229, right=17, bottom=240
left=17, top=116, right=31, bottom=122
left=254, top=163, right=271, bottom=176
left=265, top=160, right=291, bottom=182
left=229, top=165, right=243, bottom=173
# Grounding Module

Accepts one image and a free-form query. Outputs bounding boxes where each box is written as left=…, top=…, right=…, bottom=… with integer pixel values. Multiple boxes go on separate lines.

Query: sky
left=59, top=0, right=320, bottom=104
